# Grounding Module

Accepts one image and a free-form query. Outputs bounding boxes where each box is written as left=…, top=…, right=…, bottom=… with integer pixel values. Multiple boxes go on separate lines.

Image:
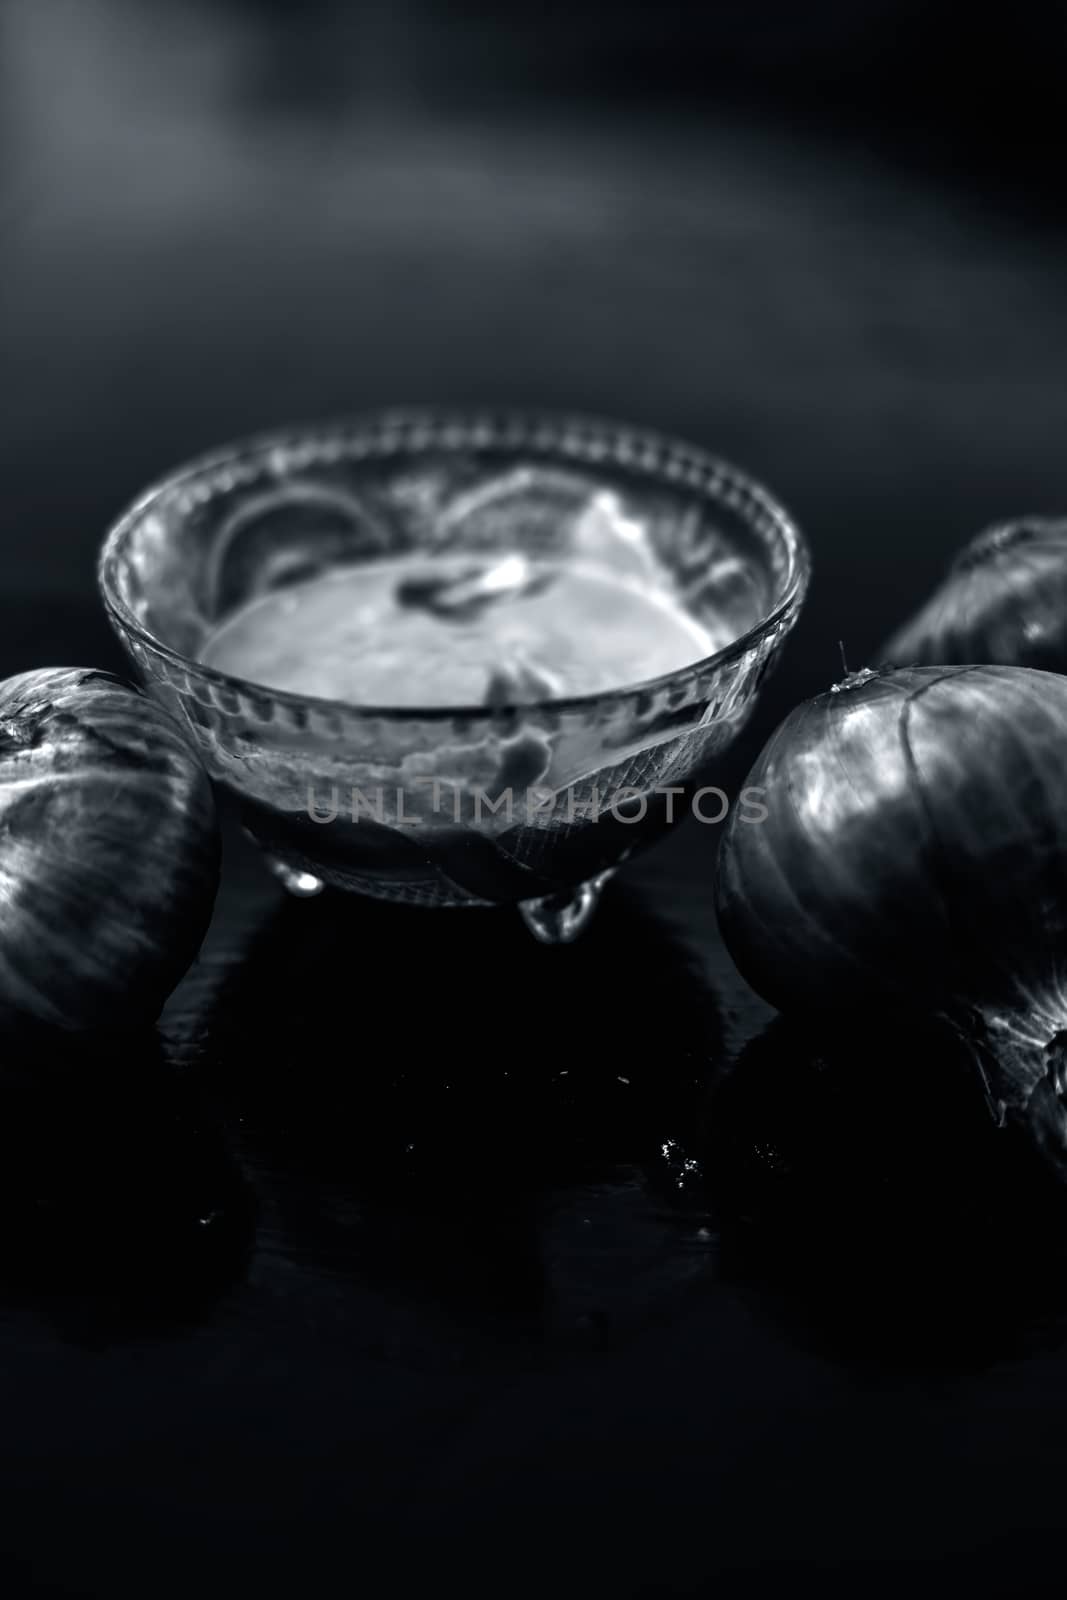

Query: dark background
left=2, top=2, right=1067, bottom=1595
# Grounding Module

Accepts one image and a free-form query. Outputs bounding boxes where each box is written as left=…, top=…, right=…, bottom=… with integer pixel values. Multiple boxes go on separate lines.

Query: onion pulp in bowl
left=99, top=413, right=809, bottom=918
left=198, top=544, right=723, bottom=711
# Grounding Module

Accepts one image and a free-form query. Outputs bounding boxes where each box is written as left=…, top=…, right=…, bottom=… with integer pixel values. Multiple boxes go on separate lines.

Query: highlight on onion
left=714, top=663, right=1067, bottom=1179
left=883, top=516, right=1067, bottom=669
left=0, top=668, right=220, bottom=1031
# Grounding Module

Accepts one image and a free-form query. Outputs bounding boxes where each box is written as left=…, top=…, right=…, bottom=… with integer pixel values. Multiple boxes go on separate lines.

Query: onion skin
left=883, top=517, right=1067, bottom=669
left=715, top=664, right=1067, bottom=1177
left=0, top=668, right=219, bottom=1031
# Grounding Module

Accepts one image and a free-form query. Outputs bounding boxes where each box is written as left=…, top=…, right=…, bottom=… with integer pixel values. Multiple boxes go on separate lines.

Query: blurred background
left=2, top=0, right=1066, bottom=726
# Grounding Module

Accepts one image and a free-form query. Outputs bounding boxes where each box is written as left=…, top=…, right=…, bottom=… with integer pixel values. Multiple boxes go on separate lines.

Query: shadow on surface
left=707, top=1010, right=1067, bottom=1371
left=199, top=877, right=725, bottom=1363
left=0, top=1028, right=254, bottom=1345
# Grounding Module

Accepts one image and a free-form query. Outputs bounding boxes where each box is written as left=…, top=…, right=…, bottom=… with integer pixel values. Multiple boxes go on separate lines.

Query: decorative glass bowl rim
left=97, top=408, right=811, bottom=724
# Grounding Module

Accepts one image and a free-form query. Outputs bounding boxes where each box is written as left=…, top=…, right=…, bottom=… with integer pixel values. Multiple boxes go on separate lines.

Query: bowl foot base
left=518, top=870, right=613, bottom=945
left=263, top=854, right=326, bottom=898
left=258, top=841, right=612, bottom=937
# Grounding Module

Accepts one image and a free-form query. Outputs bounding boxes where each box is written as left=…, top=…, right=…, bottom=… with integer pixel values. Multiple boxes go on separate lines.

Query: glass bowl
left=98, top=411, right=809, bottom=941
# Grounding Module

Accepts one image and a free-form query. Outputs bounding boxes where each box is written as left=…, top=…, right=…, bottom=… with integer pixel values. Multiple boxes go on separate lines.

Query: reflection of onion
left=716, top=664, right=1067, bottom=1180
left=0, top=669, right=219, bottom=1031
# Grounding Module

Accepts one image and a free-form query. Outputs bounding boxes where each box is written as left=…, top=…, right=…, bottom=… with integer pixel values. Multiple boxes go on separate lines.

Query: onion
left=883, top=516, right=1067, bottom=669
left=0, top=668, right=219, bottom=1031
left=715, top=663, right=1067, bottom=1176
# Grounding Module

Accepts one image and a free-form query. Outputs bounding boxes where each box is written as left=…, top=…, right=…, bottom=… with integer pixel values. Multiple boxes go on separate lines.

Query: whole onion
left=715, top=663, right=1067, bottom=1175
left=0, top=668, right=219, bottom=1031
left=883, top=516, right=1067, bottom=669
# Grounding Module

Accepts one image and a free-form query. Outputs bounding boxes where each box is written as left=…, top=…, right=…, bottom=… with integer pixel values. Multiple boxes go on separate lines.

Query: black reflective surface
left=4, top=4, right=1067, bottom=1595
